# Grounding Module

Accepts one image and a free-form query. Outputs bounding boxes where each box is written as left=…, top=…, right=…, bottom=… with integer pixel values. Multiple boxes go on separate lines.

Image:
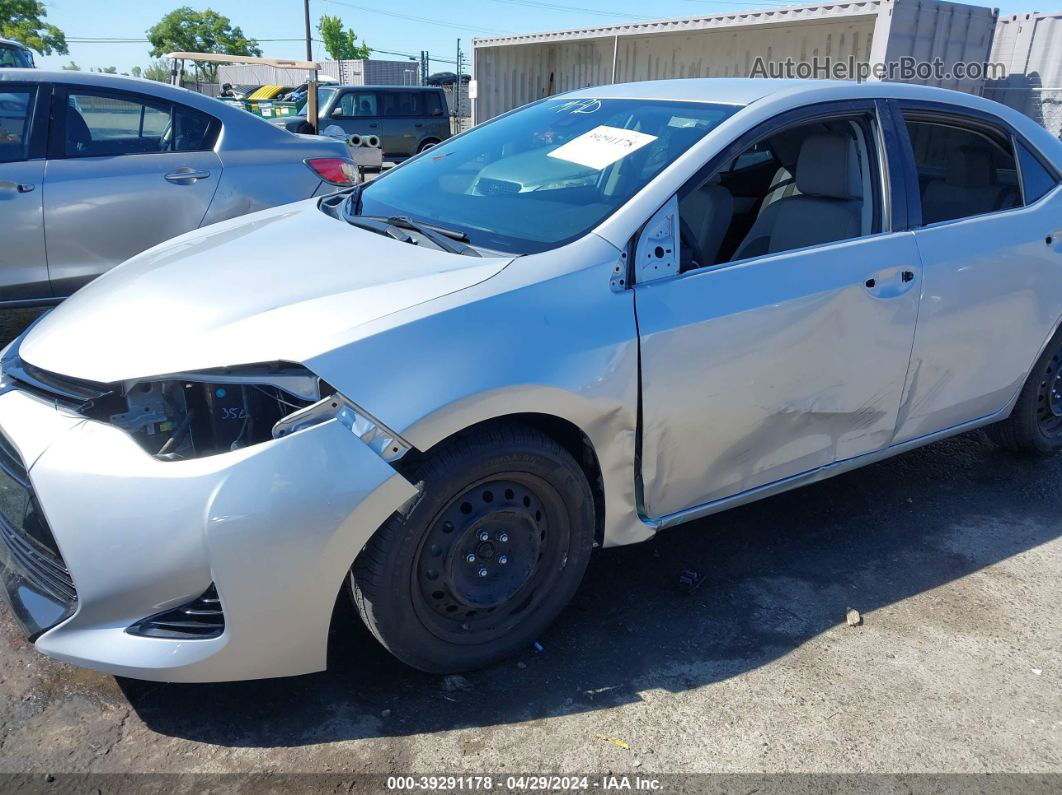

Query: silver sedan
left=0, top=78, right=1060, bottom=681
left=0, top=70, right=356, bottom=305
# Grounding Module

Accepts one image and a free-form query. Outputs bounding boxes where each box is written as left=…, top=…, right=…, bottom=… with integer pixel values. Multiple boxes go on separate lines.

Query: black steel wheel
left=351, top=423, right=595, bottom=672
left=989, top=327, right=1062, bottom=455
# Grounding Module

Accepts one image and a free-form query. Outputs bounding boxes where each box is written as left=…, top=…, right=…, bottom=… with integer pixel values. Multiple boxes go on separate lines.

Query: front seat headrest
left=794, top=132, right=861, bottom=200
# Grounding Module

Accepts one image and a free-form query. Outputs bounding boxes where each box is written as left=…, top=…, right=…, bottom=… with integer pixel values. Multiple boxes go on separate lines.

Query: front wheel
left=351, top=424, right=595, bottom=672
left=417, top=138, right=440, bottom=153
left=989, top=327, right=1062, bottom=455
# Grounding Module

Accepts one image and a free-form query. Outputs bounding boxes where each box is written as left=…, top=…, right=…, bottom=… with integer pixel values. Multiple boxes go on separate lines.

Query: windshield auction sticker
left=547, top=125, right=658, bottom=170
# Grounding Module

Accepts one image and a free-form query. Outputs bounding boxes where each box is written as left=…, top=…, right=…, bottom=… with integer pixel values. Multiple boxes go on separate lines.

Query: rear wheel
left=351, top=424, right=595, bottom=672
left=989, top=327, right=1062, bottom=455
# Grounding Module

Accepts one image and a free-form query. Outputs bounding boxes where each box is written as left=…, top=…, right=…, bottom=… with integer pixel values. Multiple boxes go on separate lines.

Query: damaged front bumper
left=0, top=386, right=417, bottom=682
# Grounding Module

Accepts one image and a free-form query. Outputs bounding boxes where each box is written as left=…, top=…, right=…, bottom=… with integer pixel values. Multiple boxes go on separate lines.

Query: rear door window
left=380, top=91, right=420, bottom=117
left=0, top=87, right=34, bottom=163
left=422, top=91, right=444, bottom=116
left=902, top=114, right=1020, bottom=225
left=63, top=89, right=218, bottom=157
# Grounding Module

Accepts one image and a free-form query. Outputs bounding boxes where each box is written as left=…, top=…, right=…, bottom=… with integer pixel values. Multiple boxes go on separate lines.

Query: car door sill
left=641, top=408, right=1010, bottom=532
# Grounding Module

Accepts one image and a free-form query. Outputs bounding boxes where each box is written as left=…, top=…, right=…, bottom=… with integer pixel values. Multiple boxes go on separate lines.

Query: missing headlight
left=81, top=366, right=321, bottom=460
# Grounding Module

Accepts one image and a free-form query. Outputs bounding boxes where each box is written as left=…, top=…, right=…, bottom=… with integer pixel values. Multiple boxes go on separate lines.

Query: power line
left=490, top=0, right=655, bottom=20
left=318, top=0, right=511, bottom=36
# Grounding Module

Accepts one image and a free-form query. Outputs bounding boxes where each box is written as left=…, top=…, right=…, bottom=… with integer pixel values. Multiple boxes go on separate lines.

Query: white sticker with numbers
left=547, top=125, right=658, bottom=170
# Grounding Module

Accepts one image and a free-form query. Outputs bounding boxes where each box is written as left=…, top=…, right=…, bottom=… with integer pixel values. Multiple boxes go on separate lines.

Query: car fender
left=306, top=234, right=653, bottom=547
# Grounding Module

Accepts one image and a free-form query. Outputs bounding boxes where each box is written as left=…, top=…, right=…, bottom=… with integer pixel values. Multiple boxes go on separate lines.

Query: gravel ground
left=0, top=309, right=1058, bottom=785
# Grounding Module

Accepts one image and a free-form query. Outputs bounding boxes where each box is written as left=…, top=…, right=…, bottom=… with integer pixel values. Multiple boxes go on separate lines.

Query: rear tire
left=418, top=139, right=440, bottom=153
left=988, top=327, right=1062, bottom=455
left=351, top=423, right=595, bottom=673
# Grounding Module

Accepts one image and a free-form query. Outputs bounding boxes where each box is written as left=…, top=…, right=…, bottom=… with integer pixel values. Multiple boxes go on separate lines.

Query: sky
left=29, top=0, right=1061, bottom=76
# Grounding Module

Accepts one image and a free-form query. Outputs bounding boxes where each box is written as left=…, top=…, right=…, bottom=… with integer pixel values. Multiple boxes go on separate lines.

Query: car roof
left=563, top=77, right=1009, bottom=107
left=562, top=78, right=1061, bottom=150
left=0, top=37, right=31, bottom=50
left=333, top=84, right=441, bottom=91
left=0, top=69, right=355, bottom=153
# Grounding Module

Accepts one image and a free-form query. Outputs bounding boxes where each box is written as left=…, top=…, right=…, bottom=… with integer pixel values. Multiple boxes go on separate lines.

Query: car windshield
left=0, top=44, right=34, bottom=68
left=298, top=87, right=337, bottom=117
left=355, top=97, right=738, bottom=254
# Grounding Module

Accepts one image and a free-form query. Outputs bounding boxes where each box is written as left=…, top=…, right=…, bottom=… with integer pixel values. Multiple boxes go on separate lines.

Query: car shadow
left=118, top=430, right=1062, bottom=747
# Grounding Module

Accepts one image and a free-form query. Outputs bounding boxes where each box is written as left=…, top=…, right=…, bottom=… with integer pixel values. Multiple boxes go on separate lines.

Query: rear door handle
left=164, top=169, right=211, bottom=184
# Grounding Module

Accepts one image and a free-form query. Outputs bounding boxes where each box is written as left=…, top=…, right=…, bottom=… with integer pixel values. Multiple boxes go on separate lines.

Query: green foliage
left=139, top=59, right=172, bottom=83
left=0, top=0, right=68, bottom=55
left=318, top=15, right=371, bottom=61
left=146, top=6, right=261, bottom=82
left=61, top=60, right=81, bottom=71
left=130, top=66, right=141, bottom=78
left=91, top=66, right=118, bottom=74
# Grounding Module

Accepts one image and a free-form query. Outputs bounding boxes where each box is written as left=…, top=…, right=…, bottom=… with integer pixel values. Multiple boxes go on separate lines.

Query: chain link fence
left=982, top=86, right=1062, bottom=139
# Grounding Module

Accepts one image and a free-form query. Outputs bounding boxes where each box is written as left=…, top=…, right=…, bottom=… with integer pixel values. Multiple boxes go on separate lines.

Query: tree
left=146, top=6, right=260, bottom=82
left=139, top=59, right=172, bottom=83
left=61, top=60, right=81, bottom=71
left=130, top=66, right=141, bottom=78
left=318, top=15, right=371, bottom=61
left=0, top=0, right=68, bottom=55
left=91, top=66, right=118, bottom=74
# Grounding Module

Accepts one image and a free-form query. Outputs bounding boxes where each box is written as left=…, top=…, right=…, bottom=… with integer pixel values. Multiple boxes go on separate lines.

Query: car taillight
left=305, top=157, right=359, bottom=186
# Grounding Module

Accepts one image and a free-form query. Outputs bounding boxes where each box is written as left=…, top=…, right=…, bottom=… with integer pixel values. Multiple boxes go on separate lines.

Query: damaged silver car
left=1, top=79, right=1060, bottom=681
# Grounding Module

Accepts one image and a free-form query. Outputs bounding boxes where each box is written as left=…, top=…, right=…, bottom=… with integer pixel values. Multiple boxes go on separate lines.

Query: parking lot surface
left=0, top=311, right=1059, bottom=778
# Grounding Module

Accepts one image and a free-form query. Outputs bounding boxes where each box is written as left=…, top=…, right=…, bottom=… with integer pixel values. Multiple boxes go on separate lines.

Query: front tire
left=989, top=327, right=1062, bottom=455
left=351, top=424, right=595, bottom=673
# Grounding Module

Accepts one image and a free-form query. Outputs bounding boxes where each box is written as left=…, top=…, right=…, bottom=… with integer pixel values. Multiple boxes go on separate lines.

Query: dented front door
left=635, top=231, right=922, bottom=519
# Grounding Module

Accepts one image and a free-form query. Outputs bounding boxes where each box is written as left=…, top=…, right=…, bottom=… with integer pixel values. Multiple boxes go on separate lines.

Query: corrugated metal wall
left=217, top=60, right=417, bottom=87
left=985, top=12, right=1062, bottom=136
left=612, top=20, right=877, bottom=83
left=473, top=0, right=1000, bottom=122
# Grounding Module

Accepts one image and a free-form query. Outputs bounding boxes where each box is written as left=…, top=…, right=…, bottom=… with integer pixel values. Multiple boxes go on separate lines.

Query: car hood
left=19, top=200, right=513, bottom=383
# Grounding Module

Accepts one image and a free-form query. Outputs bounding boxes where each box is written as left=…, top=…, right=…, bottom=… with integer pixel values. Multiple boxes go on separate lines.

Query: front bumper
left=0, top=387, right=416, bottom=682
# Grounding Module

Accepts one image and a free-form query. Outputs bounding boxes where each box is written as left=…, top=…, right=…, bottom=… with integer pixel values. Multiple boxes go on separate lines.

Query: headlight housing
left=81, top=364, right=324, bottom=459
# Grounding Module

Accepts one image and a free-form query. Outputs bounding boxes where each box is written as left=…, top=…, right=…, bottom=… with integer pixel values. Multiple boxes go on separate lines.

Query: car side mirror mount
left=634, top=195, right=680, bottom=284
left=331, top=107, right=343, bottom=119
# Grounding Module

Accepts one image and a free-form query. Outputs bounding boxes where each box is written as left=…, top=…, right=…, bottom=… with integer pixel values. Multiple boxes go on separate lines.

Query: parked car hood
left=19, top=200, right=513, bottom=384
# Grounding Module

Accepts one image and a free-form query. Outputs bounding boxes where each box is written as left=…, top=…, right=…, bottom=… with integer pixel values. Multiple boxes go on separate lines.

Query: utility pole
left=454, top=39, right=462, bottom=133
left=303, top=0, right=319, bottom=133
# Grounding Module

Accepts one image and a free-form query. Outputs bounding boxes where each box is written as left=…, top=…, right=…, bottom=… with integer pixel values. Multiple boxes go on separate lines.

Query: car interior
left=678, top=115, right=880, bottom=270
left=903, top=117, right=1020, bottom=224
left=64, top=94, right=216, bottom=157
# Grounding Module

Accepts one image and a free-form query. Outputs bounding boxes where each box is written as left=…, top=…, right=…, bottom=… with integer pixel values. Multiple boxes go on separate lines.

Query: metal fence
left=983, top=86, right=1062, bottom=138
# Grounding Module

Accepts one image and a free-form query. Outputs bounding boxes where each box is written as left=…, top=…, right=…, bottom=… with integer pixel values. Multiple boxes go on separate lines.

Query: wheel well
left=398, top=413, right=606, bottom=546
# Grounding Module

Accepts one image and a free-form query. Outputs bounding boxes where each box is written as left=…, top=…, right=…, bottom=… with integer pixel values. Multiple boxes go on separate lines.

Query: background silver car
left=0, top=70, right=356, bottom=305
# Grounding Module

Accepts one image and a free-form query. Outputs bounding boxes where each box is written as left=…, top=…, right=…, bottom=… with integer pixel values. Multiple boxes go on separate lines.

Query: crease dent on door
left=636, top=233, right=923, bottom=520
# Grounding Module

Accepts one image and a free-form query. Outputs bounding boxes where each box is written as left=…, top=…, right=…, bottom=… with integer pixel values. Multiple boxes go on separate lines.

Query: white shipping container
left=472, top=0, right=998, bottom=123
left=985, top=12, right=1062, bottom=136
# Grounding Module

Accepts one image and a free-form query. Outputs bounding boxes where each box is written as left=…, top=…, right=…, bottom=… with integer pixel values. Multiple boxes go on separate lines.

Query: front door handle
left=0, top=180, right=34, bottom=193
left=164, top=169, right=211, bottom=184
left=864, top=267, right=918, bottom=298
